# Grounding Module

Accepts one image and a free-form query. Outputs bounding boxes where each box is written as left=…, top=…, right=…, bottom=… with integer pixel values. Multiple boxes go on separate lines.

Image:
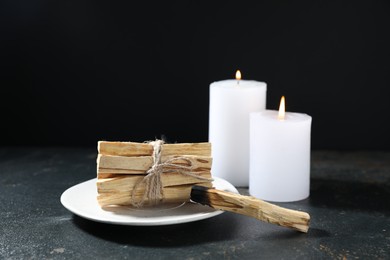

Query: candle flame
left=278, top=96, right=285, bottom=120
left=235, top=70, right=241, bottom=81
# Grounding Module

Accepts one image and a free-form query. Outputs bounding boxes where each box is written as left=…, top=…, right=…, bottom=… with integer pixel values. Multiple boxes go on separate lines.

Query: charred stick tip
left=190, top=185, right=212, bottom=206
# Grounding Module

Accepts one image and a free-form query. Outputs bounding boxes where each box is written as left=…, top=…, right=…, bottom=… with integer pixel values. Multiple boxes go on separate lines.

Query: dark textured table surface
left=1, top=148, right=389, bottom=259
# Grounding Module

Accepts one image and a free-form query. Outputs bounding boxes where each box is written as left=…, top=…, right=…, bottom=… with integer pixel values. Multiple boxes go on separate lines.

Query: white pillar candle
left=249, top=97, right=312, bottom=201
left=209, top=71, right=266, bottom=186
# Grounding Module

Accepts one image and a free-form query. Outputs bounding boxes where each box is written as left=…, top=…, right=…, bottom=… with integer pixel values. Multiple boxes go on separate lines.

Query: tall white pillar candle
left=209, top=76, right=266, bottom=186
left=249, top=106, right=312, bottom=201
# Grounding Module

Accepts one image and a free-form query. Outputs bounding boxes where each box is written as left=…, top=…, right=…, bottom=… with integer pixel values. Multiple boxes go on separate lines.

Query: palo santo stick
left=97, top=154, right=212, bottom=174
left=98, top=169, right=146, bottom=176
left=98, top=167, right=210, bottom=178
left=98, top=182, right=212, bottom=207
left=97, top=171, right=212, bottom=192
left=98, top=141, right=152, bottom=157
left=97, top=154, right=152, bottom=171
left=191, top=186, right=310, bottom=233
left=98, top=141, right=211, bottom=157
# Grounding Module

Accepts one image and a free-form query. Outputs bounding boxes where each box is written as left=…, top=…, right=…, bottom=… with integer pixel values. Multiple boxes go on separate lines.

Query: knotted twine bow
left=131, top=140, right=213, bottom=207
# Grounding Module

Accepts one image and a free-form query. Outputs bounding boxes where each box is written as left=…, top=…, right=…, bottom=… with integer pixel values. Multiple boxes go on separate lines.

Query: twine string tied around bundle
left=131, top=140, right=213, bottom=207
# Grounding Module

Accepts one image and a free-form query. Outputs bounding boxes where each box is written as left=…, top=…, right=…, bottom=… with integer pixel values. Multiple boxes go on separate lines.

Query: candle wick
left=237, top=80, right=240, bottom=86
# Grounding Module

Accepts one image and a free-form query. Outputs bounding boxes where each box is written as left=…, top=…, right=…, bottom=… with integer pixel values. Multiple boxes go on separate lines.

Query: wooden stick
left=190, top=186, right=310, bottom=233
left=97, top=182, right=212, bottom=207
left=97, top=154, right=152, bottom=171
left=97, top=171, right=212, bottom=192
left=97, top=169, right=146, bottom=176
left=98, top=141, right=211, bottom=157
left=97, top=154, right=212, bottom=173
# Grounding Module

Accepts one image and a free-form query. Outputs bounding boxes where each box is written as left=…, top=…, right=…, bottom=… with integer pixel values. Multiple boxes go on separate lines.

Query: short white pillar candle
left=209, top=71, right=266, bottom=187
left=249, top=97, right=312, bottom=201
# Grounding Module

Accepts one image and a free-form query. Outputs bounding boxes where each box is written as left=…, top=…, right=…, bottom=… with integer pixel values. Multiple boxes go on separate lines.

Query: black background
left=1, top=1, right=389, bottom=149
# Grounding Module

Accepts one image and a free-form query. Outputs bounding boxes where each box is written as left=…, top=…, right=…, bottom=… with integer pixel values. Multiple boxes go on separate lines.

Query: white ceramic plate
left=60, top=177, right=238, bottom=226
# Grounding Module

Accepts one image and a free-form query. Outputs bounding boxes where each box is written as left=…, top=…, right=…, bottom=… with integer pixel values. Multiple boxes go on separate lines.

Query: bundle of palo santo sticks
left=96, top=140, right=310, bottom=233
left=96, top=140, right=213, bottom=207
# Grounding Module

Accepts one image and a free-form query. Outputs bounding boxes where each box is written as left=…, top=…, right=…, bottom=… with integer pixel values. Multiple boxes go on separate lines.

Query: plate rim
left=60, top=176, right=238, bottom=226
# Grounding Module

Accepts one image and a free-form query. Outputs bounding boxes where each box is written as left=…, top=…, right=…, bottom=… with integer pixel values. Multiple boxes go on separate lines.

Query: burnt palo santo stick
left=191, top=186, right=310, bottom=233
